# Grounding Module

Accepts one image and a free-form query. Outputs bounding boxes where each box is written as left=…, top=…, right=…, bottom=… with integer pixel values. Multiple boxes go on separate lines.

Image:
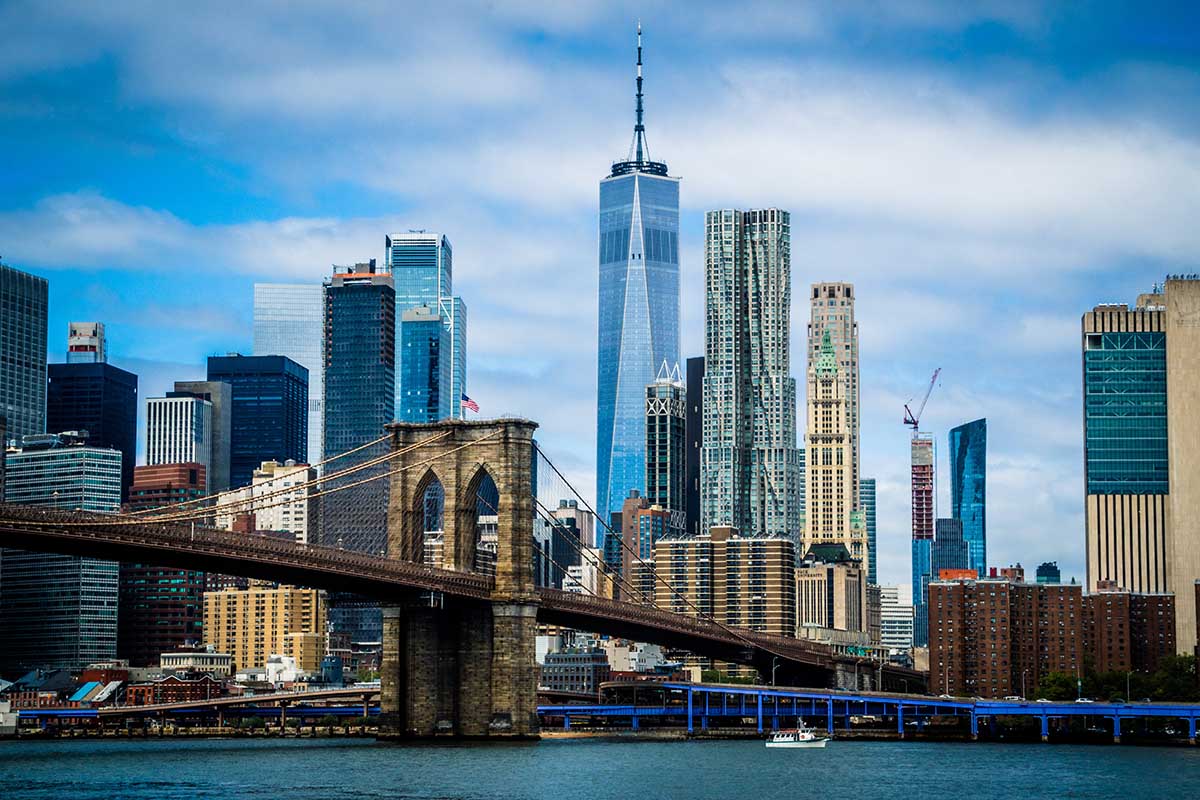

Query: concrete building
left=1083, top=277, right=1200, bottom=653
left=879, top=585, right=914, bottom=653
left=0, top=433, right=122, bottom=672
left=146, top=394, right=213, bottom=490
left=684, top=356, right=703, bottom=537
left=540, top=648, right=611, bottom=695
left=808, top=282, right=860, bottom=514
left=253, top=283, right=325, bottom=464
left=796, top=544, right=867, bottom=645
left=645, top=362, right=687, bottom=537
left=0, top=262, right=48, bottom=439
left=66, top=321, right=105, bottom=364
left=170, top=380, right=232, bottom=493
left=47, top=360, right=138, bottom=500
left=949, top=418, right=987, bottom=576
left=215, top=460, right=317, bottom=544
left=160, top=651, right=233, bottom=677
left=702, top=208, right=800, bottom=540
left=202, top=582, right=327, bottom=673
left=910, top=435, right=935, bottom=648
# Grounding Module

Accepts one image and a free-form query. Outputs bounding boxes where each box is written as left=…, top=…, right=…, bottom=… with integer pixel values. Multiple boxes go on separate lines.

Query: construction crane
left=903, top=368, right=941, bottom=435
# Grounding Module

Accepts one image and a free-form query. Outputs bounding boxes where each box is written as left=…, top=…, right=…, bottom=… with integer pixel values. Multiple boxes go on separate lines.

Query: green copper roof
left=815, top=328, right=838, bottom=375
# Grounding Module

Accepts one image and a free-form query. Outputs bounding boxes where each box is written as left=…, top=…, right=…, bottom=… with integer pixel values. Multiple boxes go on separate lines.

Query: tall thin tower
left=596, top=24, right=681, bottom=519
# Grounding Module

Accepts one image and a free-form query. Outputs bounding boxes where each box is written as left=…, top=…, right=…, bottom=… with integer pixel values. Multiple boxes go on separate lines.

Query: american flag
left=461, top=394, right=479, bottom=413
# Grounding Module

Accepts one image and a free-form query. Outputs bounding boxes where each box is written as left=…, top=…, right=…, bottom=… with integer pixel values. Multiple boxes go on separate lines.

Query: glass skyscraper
left=597, top=26, right=680, bottom=518
left=254, top=283, right=325, bottom=465
left=399, top=306, right=450, bottom=423
left=861, top=478, right=877, bottom=585
left=0, top=262, right=49, bottom=440
left=645, top=363, right=686, bottom=537
left=949, top=418, right=987, bottom=577
left=47, top=361, right=138, bottom=500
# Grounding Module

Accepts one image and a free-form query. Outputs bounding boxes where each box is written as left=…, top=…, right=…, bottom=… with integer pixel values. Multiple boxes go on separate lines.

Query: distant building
left=932, top=518, right=969, bottom=581
left=47, top=359, right=138, bottom=499
left=1036, top=561, right=1062, bottom=584
left=910, top=436, right=935, bottom=648
left=879, top=585, right=914, bottom=653
left=645, top=363, right=686, bottom=537
left=126, top=674, right=223, bottom=706
left=796, top=544, right=867, bottom=644
left=398, top=305, right=450, bottom=423
left=207, top=354, right=308, bottom=489
left=147, top=394, right=213, bottom=490
left=0, top=262, right=48, bottom=439
left=541, top=648, right=611, bottom=695
left=215, top=460, right=318, bottom=544
left=160, top=651, right=232, bottom=677
left=171, top=380, right=232, bottom=493
left=861, top=478, right=877, bottom=585
left=949, top=418, right=987, bottom=576
left=253, top=283, right=325, bottom=464
left=684, top=356, right=703, bottom=536
left=203, top=582, right=326, bottom=673
left=999, top=564, right=1026, bottom=583
left=66, top=321, right=105, bottom=364
left=0, top=433, right=122, bottom=672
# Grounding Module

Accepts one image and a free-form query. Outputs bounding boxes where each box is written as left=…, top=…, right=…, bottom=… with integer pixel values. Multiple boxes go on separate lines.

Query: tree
left=1035, top=672, right=1076, bottom=700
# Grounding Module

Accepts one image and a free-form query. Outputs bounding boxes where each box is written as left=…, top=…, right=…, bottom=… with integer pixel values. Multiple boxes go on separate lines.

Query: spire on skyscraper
left=611, top=22, right=669, bottom=177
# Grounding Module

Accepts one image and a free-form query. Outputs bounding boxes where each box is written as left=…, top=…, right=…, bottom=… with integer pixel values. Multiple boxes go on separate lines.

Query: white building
left=215, top=460, right=317, bottom=543
left=880, top=585, right=914, bottom=653
left=160, top=651, right=233, bottom=677
left=146, top=394, right=212, bottom=488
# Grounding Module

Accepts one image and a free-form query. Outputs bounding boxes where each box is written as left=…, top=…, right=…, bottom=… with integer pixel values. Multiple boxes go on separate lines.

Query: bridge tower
left=378, top=418, right=540, bottom=739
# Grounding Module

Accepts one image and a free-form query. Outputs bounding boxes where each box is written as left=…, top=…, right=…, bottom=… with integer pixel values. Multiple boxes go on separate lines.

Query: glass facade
left=949, top=418, right=987, bottom=577
left=399, top=307, right=450, bottom=423
left=0, top=262, right=49, bottom=440
left=254, top=284, right=325, bottom=465
left=207, top=354, right=309, bottom=489
left=1083, top=331, right=1167, bottom=494
left=645, top=367, right=687, bottom=537
left=46, top=362, right=138, bottom=500
left=932, top=517, right=969, bottom=578
left=861, top=478, right=877, bottom=585
left=911, top=536, right=932, bottom=648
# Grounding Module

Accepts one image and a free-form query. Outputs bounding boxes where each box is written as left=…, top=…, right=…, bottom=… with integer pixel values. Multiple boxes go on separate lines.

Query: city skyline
left=3, top=5, right=1198, bottom=594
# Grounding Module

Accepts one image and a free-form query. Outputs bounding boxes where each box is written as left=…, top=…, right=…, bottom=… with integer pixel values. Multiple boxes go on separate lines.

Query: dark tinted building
left=932, top=518, right=969, bottom=580
left=685, top=356, right=703, bottom=536
left=206, top=354, right=308, bottom=489
left=47, top=362, right=138, bottom=499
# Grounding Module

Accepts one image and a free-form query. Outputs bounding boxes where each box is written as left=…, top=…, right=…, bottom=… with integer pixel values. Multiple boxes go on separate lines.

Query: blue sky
left=3, top=1, right=1198, bottom=597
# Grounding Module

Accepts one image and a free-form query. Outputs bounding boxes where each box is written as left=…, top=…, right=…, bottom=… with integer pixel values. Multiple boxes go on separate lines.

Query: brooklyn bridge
left=0, top=417, right=922, bottom=738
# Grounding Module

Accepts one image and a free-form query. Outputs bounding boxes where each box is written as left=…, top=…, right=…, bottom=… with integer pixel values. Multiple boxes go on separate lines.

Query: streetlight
left=1021, top=669, right=1027, bottom=700
left=1126, top=670, right=1132, bottom=701
left=771, top=656, right=780, bottom=687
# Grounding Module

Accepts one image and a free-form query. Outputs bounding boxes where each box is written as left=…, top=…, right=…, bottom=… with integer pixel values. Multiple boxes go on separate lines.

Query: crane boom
left=903, top=368, right=941, bottom=431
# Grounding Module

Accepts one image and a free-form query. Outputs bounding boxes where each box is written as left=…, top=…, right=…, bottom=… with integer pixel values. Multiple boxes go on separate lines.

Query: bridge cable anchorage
left=533, top=444, right=806, bottom=666
left=135, top=431, right=454, bottom=524
left=125, top=432, right=396, bottom=517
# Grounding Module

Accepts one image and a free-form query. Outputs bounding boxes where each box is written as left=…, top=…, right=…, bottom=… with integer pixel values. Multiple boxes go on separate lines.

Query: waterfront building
left=0, top=262, right=48, bottom=439
left=1083, top=277, right=1200, bottom=653
left=702, top=209, right=799, bottom=540
left=253, top=283, right=325, bottom=464
left=160, top=651, right=233, bottom=677
left=206, top=354, right=308, bottom=490
left=147, top=393, right=213, bottom=490
left=46, top=359, right=137, bottom=500
left=596, top=26, right=681, bottom=521
left=125, top=674, right=223, bottom=706
left=808, top=283, right=860, bottom=510
left=796, top=544, right=866, bottom=641
left=879, top=585, right=914, bottom=652
left=65, top=321, right=105, bottom=364
left=398, top=306, right=450, bottom=423
left=861, top=478, right=877, bottom=586
left=645, top=362, right=687, bottom=537
left=541, top=648, right=612, bottom=695
left=910, top=435, right=935, bottom=647
left=203, top=582, right=326, bottom=673
left=171, top=381, right=232, bottom=493
left=1036, top=561, right=1062, bottom=584
left=684, top=356, right=703, bottom=537
left=0, top=433, right=122, bottom=672
left=1085, top=589, right=1176, bottom=675
left=949, top=418, right=987, bottom=576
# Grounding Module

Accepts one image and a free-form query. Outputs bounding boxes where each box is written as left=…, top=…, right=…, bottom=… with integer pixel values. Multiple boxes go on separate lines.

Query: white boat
left=765, top=723, right=830, bottom=748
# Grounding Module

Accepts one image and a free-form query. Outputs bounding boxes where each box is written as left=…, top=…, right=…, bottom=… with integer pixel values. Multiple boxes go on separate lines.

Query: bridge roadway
left=0, top=504, right=921, bottom=686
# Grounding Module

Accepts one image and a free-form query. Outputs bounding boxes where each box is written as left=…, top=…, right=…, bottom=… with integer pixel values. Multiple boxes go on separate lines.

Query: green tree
left=1149, top=655, right=1198, bottom=702
left=319, top=714, right=340, bottom=728
left=1035, top=672, right=1077, bottom=700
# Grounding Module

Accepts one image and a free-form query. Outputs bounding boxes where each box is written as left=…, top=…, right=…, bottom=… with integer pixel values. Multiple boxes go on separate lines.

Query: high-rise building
left=203, top=583, right=326, bottom=673
left=932, top=518, right=969, bottom=581
left=384, top=232, right=467, bottom=422
left=66, top=321, right=106, bottom=364
left=253, top=283, right=325, bottom=464
left=171, top=381, right=232, bottom=493
left=147, top=394, right=213, bottom=489
left=1036, top=561, right=1062, bottom=584
left=808, top=283, right=860, bottom=510
left=553, top=499, right=597, bottom=550
left=861, top=478, right=877, bottom=585
left=1083, top=278, right=1200, bottom=653
left=910, top=435, right=935, bottom=647
left=47, top=360, right=137, bottom=500
left=207, top=354, right=308, bottom=489
left=796, top=544, right=866, bottom=643
left=702, top=208, right=799, bottom=540
left=879, top=585, right=914, bottom=653
left=949, top=418, right=986, bottom=576
left=120, top=463, right=207, bottom=667
left=398, top=306, right=451, bottom=423
left=596, top=26, right=680, bottom=520
left=803, top=328, right=862, bottom=566
left=0, top=433, right=122, bottom=672
left=0, top=262, right=49, bottom=439
left=645, top=362, right=686, bottom=538
left=215, top=460, right=318, bottom=545
left=684, top=356, right=703, bottom=537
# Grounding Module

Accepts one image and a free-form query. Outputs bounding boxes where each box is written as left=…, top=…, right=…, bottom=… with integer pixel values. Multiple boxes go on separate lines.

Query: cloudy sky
left=3, top=1, right=1198, bottom=597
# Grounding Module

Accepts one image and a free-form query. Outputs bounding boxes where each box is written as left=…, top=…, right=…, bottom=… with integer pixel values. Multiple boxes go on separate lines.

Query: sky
left=3, top=1, right=1198, bottom=599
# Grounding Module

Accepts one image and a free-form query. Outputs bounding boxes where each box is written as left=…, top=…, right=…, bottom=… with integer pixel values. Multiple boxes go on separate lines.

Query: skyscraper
left=47, top=359, right=138, bottom=500
left=702, top=209, right=799, bottom=540
left=645, top=362, right=686, bottom=538
left=384, top=232, right=467, bottom=422
left=207, top=354, right=309, bottom=489
left=147, top=394, right=213, bottom=488
left=171, top=381, right=232, bottom=492
left=684, top=356, right=703, bottom=537
left=1083, top=278, right=1200, bottom=653
left=596, top=26, right=680, bottom=520
left=861, top=478, right=877, bottom=585
left=932, top=518, right=969, bottom=580
left=398, top=306, right=451, bottom=423
left=949, top=418, right=987, bottom=577
left=910, top=435, right=935, bottom=647
left=254, top=283, right=325, bottom=464
left=808, top=283, right=861, bottom=510
left=0, top=262, right=48, bottom=440
left=66, top=321, right=105, bottom=364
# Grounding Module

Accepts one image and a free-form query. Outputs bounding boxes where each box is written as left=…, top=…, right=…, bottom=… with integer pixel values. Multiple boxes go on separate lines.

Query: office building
left=596, top=27, right=680, bottom=521
left=0, top=262, right=48, bottom=439
left=553, top=499, right=597, bottom=550
left=203, top=582, right=327, bottom=673
left=207, top=354, right=308, bottom=489
left=702, top=208, right=799, bottom=540
left=1036, top=561, right=1062, bottom=584
left=254, top=283, right=325, bottom=464
left=0, top=416, right=6, bottom=492
left=684, top=356, right=703, bottom=537
left=802, top=329, right=863, bottom=566
left=949, top=418, right=987, bottom=576
left=171, top=381, right=232, bottom=493
left=384, top=232, right=467, bottom=422
left=796, top=544, right=866, bottom=641
left=540, top=648, right=612, bottom=695
left=1083, top=277, right=1200, bottom=653
left=0, top=433, right=122, bottom=672
left=147, top=394, right=213, bottom=489
left=46, top=360, right=138, bottom=500
left=66, top=321, right=105, bottom=364
left=932, top=518, right=969, bottom=581
left=645, top=362, right=686, bottom=537
left=861, top=478, right=877, bottom=585
left=910, top=435, right=935, bottom=647
left=808, top=283, right=860, bottom=510
left=398, top=306, right=451, bottom=423
left=879, top=585, right=914, bottom=653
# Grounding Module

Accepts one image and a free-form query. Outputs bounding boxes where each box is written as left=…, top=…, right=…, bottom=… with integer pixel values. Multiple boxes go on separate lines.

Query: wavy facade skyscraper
left=596, top=25, right=680, bottom=518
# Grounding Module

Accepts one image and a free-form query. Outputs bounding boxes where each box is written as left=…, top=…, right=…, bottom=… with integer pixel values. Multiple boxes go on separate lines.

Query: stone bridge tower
left=378, top=418, right=540, bottom=739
